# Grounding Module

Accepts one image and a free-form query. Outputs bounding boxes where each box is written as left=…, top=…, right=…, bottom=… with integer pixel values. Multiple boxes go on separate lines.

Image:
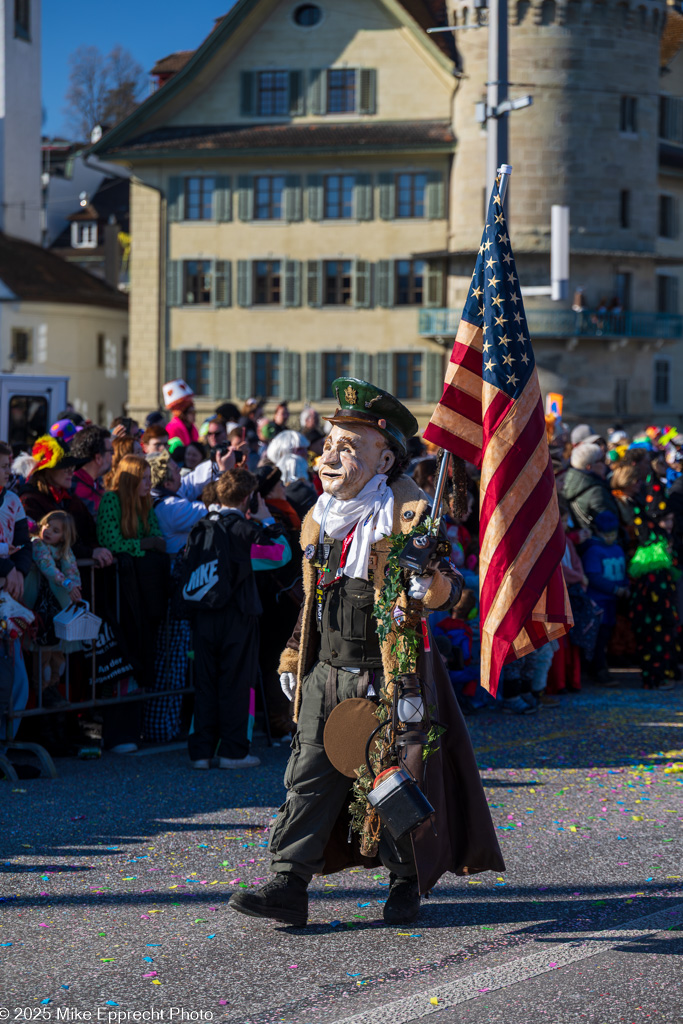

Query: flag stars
left=520, top=351, right=530, bottom=365
left=506, top=373, right=519, bottom=387
left=494, top=313, right=508, bottom=327
left=491, top=294, right=503, bottom=309
left=499, top=334, right=511, bottom=347
left=513, top=311, right=523, bottom=324
left=502, top=252, right=513, bottom=266
left=509, top=292, right=521, bottom=305
left=471, top=285, right=483, bottom=300
left=507, top=272, right=517, bottom=285
left=495, top=211, right=504, bottom=226
left=485, top=256, right=497, bottom=270
left=502, top=352, right=515, bottom=366
left=483, top=239, right=493, bottom=252
left=516, top=333, right=526, bottom=344
left=488, top=274, right=500, bottom=290
left=482, top=338, right=492, bottom=353
left=484, top=359, right=495, bottom=372
left=498, top=233, right=510, bottom=247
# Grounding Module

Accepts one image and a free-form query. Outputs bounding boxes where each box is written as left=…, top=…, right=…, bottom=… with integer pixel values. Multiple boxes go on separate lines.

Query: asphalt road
left=1, top=673, right=682, bottom=1024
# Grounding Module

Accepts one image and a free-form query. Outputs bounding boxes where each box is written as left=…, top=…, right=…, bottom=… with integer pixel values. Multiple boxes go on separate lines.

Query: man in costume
left=230, top=379, right=504, bottom=927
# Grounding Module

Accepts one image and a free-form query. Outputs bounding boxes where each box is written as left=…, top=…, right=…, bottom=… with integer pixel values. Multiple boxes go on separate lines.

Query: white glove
left=280, top=672, right=297, bottom=701
left=408, top=574, right=432, bottom=600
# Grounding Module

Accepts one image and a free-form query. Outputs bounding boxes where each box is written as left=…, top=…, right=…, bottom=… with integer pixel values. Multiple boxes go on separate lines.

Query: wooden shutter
left=424, top=351, right=445, bottom=404
left=378, top=172, right=395, bottom=220
left=284, top=175, right=303, bottom=222
left=425, top=263, right=444, bottom=307
left=307, top=174, right=324, bottom=221
left=240, top=71, right=256, bottom=116
left=166, top=349, right=183, bottom=381
left=212, top=261, right=232, bottom=307
left=237, top=260, right=253, bottom=307
left=289, top=70, right=305, bottom=115
left=355, top=173, right=373, bottom=221
left=375, top=352, right=394, bottom=393
left=210, top=350, right=231, bottom=400
left=213, top=176, right=232, bottom=221
left=235, top=352, right=253, bottom=400
left=283, top=260, right=301, bottom=307
left=307, top=259, right=323, bottom=307
left=282, top=352, right=301, bottom=401
left=167, top=177, right=185, bottom=222
left=237, top=175, right=254, bottom=221
left=377, top=259, right=395, bottom=308
left=166, top=260, right=183, bottom=307
left=308, top=69, right=327, bottom=115
left=353, top=259, right=371, bottom=308
left=306, top=352, right=323, bottom=402
left=352, top=352, right=372, bottom=381
left=426, top=171, right=445, bottom=220
left=359, top=69, right=377, bottom=115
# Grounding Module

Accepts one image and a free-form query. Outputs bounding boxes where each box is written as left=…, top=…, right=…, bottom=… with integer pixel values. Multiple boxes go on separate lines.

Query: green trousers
left=269, top=660, right=416, bottom=883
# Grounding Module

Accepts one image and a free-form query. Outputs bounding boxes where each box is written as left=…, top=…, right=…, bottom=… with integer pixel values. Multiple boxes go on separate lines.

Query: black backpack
left=180, top=513, right=234, bottom=610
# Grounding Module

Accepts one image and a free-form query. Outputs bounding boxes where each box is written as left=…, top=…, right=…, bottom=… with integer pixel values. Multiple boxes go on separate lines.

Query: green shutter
left=355, top=173, right=373, bottom=221
left=238, top=175, right=254, bottom=221
left=359, top=69, right=377, bottom=115
left=425, top=263, right=444, bottom=307
left=282, top=352, right=301, bottom=401
left=353, top=259, right=371, bottom=308
left=308, top=69, right=326, bottom=115
left=210, top=351, right=231, bottom=400
left=307, top=174, right=324, bottom=221
left=306, top=352, right=323, bottom=401
left=235, top=352, right=252, bottom=400
left=375, top=352, right=394, bottom=393
left=167, top=177, right=185, bottom=222
left=424, top=351, right=445, bottom=404
left=378, top=172, right=395, bottom=220
left=237, top=260, right=252, bottom=307
left=289, top=70, right=305, bottom=115
left=284, top=260, right=301, bottom=307
left=307, top=259, right=323, bottom=307
left=240, top=71, right=256, bottom=116
left=351, top=352, right=372, bottom=380
left=284, top=175, right=303, bottom=222
left=377, top=259, right=394, bottom=308
left=213, top=261, right=232, bottom=307
left=166, top=260, right=183, bottom=307
left=213, top=176, right=232, bottom=221
left=426, top=171, right=445, bottom=220
left=166, top=349, right=183, bottom=381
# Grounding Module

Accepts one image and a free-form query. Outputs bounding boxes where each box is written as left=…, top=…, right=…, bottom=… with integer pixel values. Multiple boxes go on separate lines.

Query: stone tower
left=0, top=0, right=42, bottom=244
left=437, top=0, right=674, bottom=423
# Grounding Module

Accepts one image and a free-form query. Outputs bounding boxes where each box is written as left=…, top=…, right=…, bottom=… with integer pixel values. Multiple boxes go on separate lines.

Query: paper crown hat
left=162, top=378, right=194, bottom=410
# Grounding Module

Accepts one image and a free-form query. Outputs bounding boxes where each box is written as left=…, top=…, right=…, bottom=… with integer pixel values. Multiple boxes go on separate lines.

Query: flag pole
left=428, top=164, right=513, bottom=533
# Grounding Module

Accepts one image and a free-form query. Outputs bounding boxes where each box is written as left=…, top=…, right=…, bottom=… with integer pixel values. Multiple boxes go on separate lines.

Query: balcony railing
left=418, top=308, right=683, bottom=341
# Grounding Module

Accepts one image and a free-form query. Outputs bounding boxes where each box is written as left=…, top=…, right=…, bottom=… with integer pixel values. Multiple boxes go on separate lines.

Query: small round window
left=294, top=3, right=322, bottom=26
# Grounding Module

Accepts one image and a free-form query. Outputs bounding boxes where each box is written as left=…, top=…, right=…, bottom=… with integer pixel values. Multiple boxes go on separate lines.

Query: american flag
left=424, top=175, right=572, bottom=696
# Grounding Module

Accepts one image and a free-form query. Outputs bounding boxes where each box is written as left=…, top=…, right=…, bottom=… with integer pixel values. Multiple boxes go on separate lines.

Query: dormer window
left=71, top=222, right=98, bottom=248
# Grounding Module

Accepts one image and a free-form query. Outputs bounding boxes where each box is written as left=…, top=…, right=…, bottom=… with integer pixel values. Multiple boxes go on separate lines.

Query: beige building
left=90, top=0, right=459, bottom=422
left=0, top=233, right=129, bottom=425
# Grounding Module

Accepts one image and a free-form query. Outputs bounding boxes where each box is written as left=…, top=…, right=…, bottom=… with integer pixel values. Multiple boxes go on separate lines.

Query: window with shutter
left=375, top=352, right=394, bottom=393
left=210, top=351, right=231, bottom=400
left=308, top=69, right=326, bottom=114
left=426, top=171, right=445, bottom=220
left=237, top=260, right=253, bottom=307
left=307, top=260, right=323, bottom=307
left=166, top=260, right=183, bottom=307
left=235, top=351, right=253, bottom=399
left=284, top=260, right=302, bottom=307
left=395, top=260, right=426, bottom=305
left=306, top=352, right=323, bottom=402
left=213, top=176, right=232, bottom=221
left=185, top=177, right=216, bottom=220
left=289, top=70, right=305, bottom=115
left=284, top=175, right=303, bottom=222
left=424, top=351, right=445, bottom=404
left=167, top=177, right=185, bottom=222
left=183, top=351, right=211, bottom=396
left=377, top=260, right=395, bottom=307
left=425, top=264, right=444, bottom=307
left=240, top=71, right=256, bottom=116
left=395, top=353, right=423, bottom=400
left=213, top=261, right=232, bottom=307
left=166, top=349, right=183, bottom=381
left=351, top=352, right=372, bottom=381
left=282, top=352, right=301, bottom=401
left=355, top=173, right=373, bottom=221
left=322, top=352, right=351, bottom=396
left=307, top=174, right=324, bottom=221
left=254, top=352, right=281, bottom=398
left=359, top=69, right=377, bottom=115
left=238, top=175, right=254, bottom=221
left=378, top=172, right=396, bottom=220
left=353, top=259, right=371, bottom=308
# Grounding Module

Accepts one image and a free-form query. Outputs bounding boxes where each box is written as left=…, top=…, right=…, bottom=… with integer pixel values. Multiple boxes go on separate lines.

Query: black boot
left=229, top=873, right=308, bottom=927
left=383, top=873, right=421, bottom=926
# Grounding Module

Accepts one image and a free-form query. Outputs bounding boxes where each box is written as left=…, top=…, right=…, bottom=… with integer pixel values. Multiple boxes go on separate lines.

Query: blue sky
left=42, top=1, right=236, bottom=137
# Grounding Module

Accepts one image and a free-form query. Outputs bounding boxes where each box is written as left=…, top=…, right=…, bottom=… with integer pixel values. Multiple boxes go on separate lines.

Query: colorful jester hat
left=30, top=435, right=87, bottom=475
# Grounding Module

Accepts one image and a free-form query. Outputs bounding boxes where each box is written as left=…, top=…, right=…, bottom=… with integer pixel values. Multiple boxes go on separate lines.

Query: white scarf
left=312, top=474, right=394, bottom=580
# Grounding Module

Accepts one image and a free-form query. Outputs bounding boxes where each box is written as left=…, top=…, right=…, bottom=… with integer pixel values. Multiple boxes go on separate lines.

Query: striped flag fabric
left=424, top=175, right=572, bottom=695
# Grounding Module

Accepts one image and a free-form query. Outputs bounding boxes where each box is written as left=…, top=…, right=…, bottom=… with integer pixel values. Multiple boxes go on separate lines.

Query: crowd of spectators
left=1, top=382, right=682, bottom=777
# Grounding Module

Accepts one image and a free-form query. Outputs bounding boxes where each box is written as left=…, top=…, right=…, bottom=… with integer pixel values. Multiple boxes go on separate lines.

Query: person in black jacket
left=186, top=468, right=291, bottom=770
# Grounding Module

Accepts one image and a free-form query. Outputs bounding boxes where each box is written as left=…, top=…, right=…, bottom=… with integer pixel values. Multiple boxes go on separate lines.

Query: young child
left=580, top=509, right=629, bottom=684
left=0, top=440, right=32, bottom=741
left=29, top=511, right=82, bottom=702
